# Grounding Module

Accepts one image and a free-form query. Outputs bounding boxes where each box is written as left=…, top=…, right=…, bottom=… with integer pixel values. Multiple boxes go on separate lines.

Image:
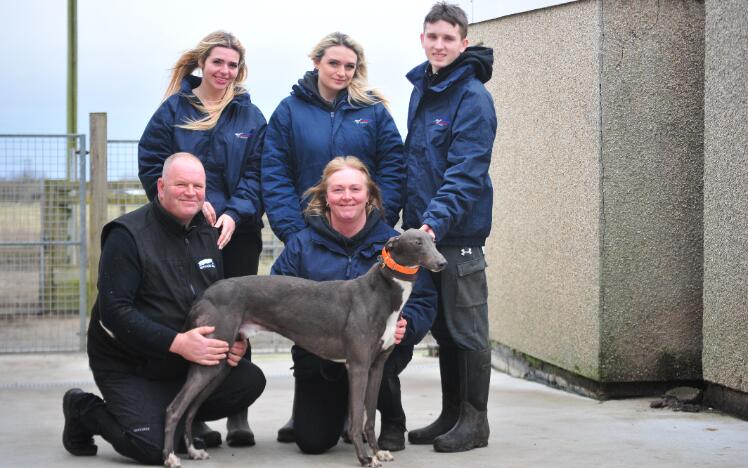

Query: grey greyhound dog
left=163, top=228, right=446, bottom=468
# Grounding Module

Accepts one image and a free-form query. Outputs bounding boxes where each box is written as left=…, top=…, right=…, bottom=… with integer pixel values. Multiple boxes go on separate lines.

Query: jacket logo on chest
left=234, top=132, right=253, bottom=139
left=198, top=258, right=216, bottom=270
left=432, top=118, right=450, bottom=127
left=353, top=118, right=370, bottom=125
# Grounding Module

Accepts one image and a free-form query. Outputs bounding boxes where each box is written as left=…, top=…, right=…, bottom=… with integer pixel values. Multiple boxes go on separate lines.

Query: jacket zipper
left=185, top=237, right=196, bottom=297
left=330, top=111, right=335, bottom=149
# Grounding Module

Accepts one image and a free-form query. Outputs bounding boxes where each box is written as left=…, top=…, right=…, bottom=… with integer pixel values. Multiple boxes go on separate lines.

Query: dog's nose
left=435, top=259, right=447, bottom=271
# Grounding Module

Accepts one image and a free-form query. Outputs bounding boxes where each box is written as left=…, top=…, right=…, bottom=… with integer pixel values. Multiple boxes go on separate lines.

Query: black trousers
left=222, top=229, right=262, bottom=362
left=429, top=245, right=490, bottom=351
left=222, top=229, right=262, bottom=278
left=292, top=344, right=413, bottom=454
left=77, top=359, right=265, bottom=465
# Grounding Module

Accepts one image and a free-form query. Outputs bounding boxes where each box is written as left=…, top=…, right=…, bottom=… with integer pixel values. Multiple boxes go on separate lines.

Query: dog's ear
left=385, top=235, right=399, bottom=250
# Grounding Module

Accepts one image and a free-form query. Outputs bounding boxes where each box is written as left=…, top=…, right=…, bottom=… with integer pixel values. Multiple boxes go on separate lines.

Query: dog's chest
left=380, top=279, right=413, bottom=350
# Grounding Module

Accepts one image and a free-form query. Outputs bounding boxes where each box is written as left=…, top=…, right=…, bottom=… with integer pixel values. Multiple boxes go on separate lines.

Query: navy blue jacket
left=270, top=213, right=437, bottom=347
left=138, top=75, right=266, bottom=232
left=402, top=47, right=497, bottom=246
left=262, top=71, right=404, bottom=243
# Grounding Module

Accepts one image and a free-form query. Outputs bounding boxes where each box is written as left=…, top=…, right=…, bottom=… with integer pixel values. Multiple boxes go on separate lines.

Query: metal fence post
left=78, top=134, right=87, bottom=352
left=89, top=114, right=107, bottom=313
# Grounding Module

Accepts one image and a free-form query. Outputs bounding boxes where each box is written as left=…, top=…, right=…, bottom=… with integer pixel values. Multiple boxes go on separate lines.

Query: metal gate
left=0, top=135, right=87, bottom=352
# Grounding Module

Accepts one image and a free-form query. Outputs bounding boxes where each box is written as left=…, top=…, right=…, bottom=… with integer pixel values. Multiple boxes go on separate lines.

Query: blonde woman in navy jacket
left=137, top=30, right=264, bottom=449
left=261, top=32, right=404, bottom=244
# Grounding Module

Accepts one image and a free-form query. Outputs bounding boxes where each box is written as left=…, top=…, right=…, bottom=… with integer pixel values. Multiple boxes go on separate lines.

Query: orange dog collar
left=381, top=247, right=419, bottom=275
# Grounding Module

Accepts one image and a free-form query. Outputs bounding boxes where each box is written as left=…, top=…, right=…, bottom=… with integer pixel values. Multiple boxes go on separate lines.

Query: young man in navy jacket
left=402, top=2, right=497, bottom=453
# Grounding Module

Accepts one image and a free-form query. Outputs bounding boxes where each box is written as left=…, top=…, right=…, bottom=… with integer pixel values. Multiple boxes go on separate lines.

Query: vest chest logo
left=198, top=258, right=216, bottom=270
left=432, top=118, right=450, bottom=127
left=234, top=132, right=253, bottom=139
left=353, top=118, right=370, bottom=125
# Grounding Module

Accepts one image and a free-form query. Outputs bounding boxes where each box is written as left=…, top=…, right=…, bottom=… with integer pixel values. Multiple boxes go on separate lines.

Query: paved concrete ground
left=1, top=352, right=746, bottom=468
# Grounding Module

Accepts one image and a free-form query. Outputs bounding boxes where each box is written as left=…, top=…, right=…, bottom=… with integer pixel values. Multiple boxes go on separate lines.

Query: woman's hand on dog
left=394, top=318, right=407, bottom=344
left=169, top=326, right=230, bottom=365
left=226, top=339, right=247, bottom=367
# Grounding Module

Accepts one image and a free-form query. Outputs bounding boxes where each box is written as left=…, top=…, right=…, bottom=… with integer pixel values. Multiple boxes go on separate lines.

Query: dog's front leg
left=366, top=349, right=394, bottom=463
left=347, top=362, right=378, bottom=467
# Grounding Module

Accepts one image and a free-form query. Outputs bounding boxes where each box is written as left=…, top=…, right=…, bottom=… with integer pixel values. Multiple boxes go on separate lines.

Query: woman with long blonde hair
left=262, top=31, right=405, bottom=245
left=137, top=30, right=265, bottom=449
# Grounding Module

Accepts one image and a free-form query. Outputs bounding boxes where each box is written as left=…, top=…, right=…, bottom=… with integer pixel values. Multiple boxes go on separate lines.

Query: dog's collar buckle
left=380, top=247, right=419, bottom=275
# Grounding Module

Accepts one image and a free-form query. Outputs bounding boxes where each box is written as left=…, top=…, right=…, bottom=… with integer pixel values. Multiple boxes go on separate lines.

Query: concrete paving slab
left=0, top=352, right=746, bottom=467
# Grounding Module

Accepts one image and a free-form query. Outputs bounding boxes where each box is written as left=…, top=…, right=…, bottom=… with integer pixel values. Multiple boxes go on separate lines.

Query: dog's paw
left=164, top=452, right=182, bottom=468
left=376, top=450, right=394, bottom=462
left=364, top=456, right=383, bottom=467
left=187, top=444, right=210, bottom=460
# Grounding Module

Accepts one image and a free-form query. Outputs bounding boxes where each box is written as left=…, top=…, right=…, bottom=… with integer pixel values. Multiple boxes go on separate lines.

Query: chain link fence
left=0, top=135, right=87, bottom=352
left=0, top=135, right=431, bottom=354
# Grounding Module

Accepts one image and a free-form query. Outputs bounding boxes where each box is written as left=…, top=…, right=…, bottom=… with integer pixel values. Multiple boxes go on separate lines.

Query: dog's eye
left=415, top=239, right=422, bottom=246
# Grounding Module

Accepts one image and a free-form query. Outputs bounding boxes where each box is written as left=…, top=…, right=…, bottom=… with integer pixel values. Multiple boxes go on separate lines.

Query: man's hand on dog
left=394, top=318, right=407, bottom=344
left=169, top=326, right=230, bottom=365
left=226, top=339, right=247, bottom=367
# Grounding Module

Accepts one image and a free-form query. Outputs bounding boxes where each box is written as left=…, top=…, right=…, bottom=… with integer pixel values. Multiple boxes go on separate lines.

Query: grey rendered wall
left=471, top=1, right=604, bottom=380
left=597, top=0, right=704, bottom=381
left=472, top=0, right=704, bottom=382
left=703, top=0, right=748, bottom=393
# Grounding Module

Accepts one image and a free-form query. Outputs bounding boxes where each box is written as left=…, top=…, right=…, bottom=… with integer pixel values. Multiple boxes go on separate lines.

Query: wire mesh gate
left=0, top=135, right=307, bottom=354
left=0, top=134, right=87, bottom=352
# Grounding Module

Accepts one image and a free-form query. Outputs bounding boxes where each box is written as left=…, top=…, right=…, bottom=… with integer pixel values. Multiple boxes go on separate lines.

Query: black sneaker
left=62, top=389, right=98, bottom=456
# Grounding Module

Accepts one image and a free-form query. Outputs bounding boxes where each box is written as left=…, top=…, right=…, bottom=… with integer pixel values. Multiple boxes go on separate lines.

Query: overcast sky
left=1, top=0, right=564, bottom=141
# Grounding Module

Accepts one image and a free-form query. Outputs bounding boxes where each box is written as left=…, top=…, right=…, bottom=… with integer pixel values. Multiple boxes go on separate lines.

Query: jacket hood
left=181, top=74, right=201, bottom=93
left=306, top=208, right=383, bottom=254
left=432, top=46, right=493, bottom=85
left=455, top=46, right=493, bottom=83
left=408, top=46, right=494, bottom=89
left=292, top=70, right=349, bottom=111
left=179, top=75, right=252, bottom=103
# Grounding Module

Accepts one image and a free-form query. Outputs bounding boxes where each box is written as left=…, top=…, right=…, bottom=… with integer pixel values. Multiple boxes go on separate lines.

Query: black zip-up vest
left=87, top=201, right=222, bottom=377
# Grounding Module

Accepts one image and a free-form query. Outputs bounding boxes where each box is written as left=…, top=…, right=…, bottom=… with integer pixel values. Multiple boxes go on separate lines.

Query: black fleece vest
left=88, top=201, right=222, bottom=375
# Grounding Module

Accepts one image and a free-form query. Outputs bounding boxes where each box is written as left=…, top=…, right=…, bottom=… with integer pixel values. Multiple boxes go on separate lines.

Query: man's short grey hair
left=161, top=152, right=202, bottom=179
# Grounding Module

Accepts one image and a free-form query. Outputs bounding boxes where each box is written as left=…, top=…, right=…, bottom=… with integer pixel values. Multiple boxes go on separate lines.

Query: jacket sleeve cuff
left=152, top=327, right=179, bottom=356
left=400, top=316, right=421, bottom=347
left=422, top=217, right=443, bottom=242
left=224, top=209, right=240, bottom=225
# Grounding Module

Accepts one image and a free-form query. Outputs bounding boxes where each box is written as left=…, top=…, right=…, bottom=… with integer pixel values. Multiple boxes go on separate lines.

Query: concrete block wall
left=471, top=0, right=704, bottom=384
